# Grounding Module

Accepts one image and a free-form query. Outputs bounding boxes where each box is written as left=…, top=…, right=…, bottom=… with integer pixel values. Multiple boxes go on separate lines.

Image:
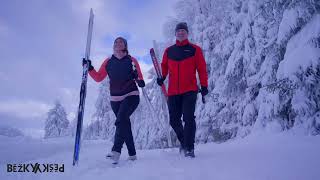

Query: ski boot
left=106, top=151, right=121, bottom=164
left=185, top=149, right=195, bottom=158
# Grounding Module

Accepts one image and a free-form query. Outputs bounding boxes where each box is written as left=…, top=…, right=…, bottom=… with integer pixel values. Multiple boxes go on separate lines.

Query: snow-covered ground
left=0, top=132, right=319, bottom=180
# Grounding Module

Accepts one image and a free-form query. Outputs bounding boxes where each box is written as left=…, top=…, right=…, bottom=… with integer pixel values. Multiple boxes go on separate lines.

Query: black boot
left=185, top=149, right=195, bottom=158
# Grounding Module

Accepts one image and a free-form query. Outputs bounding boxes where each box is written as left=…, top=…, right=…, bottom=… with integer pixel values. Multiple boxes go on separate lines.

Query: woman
left=82, top=37, right=145, bottom=164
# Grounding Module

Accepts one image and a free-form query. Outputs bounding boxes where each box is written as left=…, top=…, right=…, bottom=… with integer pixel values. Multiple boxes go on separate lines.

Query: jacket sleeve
left=89, top=58, right=109, bottom=82
left=195, top=47, right=208, bottom=87
left=131, top=57, right=144, bottom=80
left=161, top=48, right=169, bottom=78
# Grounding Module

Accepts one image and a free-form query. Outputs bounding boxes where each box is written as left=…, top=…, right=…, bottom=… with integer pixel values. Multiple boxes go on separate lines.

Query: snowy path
left=1, top=133, right=319, bottom=180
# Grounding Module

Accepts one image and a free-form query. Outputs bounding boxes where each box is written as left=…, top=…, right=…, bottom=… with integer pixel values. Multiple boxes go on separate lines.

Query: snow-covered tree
left=0, top=125, right=24, bottom=137
left=68, top=118, right=77, bottom=137
left=84, top=79, right=115, bottom=140
left=162, top=0, right=320, bottom=143
left=44, top=101, right=69, bottom=138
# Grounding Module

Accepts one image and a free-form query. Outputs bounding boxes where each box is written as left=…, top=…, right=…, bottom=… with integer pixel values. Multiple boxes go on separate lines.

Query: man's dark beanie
left=175, top=22, right=188, bottom=33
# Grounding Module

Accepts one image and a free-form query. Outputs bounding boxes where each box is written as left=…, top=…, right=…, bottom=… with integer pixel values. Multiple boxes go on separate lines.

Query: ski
left=150, top=46, right=172, bottom=147
left=150, top=48, right=168, bottom=99
left=73, top=8, right=94, bottom=166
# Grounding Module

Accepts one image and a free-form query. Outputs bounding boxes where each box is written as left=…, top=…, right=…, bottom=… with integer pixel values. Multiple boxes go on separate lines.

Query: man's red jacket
left=161, top=39, right=208, bottom=96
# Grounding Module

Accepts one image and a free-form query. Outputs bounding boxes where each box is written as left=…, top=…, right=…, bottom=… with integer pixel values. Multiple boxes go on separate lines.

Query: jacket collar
left=176, top=39, right=189, bottom=46
left=112, top=54, right=129, bottom=60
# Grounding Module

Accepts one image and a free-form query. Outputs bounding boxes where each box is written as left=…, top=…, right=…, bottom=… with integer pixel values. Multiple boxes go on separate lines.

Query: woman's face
left=113, top=38, right=126, bottom=51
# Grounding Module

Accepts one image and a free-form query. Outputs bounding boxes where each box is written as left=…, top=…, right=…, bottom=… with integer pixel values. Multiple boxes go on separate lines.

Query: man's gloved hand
left=82, top=58, right=94, bottom=71
left=136, top=79, right=145, bottom=88
left=200, top=86, right=208, bottom=96
left=156, top=76, right=165, bottom=86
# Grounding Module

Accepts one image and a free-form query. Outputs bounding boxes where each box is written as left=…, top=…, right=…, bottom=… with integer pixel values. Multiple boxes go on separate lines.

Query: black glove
left=157, top=76, right=165, bottom=86
left=136, top=79, right=145, bottom=88
left=82, top=58, right=94, bottom=71
left=201, top=86, right=208, bottom=96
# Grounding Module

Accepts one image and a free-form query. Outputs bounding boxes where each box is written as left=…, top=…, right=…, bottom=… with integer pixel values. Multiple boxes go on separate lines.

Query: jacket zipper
left=178, top=63, right=180, bottom=94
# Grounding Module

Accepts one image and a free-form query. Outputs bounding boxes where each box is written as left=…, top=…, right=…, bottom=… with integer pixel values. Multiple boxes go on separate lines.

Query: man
left=157, top=22, right=208, bottom=157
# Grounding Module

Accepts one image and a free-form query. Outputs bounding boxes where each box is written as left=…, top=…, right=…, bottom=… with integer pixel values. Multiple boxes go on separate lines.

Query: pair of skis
left=149, top=47, right=172, bottom=147
left=150, top=48, right=168, bottom=99
left=73, top=9, right=94, bottom=166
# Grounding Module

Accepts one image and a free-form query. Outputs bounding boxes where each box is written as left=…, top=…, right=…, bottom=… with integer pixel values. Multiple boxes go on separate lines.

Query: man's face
left=175, top=29, right=188, bottom=41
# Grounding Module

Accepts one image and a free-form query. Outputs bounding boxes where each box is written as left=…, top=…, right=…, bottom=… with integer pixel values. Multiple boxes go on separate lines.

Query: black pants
left=111, top=95, right=139, bottom=156
left=168, top=91, right=197, bottom=151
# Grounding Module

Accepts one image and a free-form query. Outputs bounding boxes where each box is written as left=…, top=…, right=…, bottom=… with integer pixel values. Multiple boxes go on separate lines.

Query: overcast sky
left=0, top=0, right=178, bottom=137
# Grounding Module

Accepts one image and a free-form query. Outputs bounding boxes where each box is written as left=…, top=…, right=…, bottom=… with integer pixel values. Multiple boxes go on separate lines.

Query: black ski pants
left=111, top=95, right=139, bottom=156
left=168, top=91, right=197, bottom=151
